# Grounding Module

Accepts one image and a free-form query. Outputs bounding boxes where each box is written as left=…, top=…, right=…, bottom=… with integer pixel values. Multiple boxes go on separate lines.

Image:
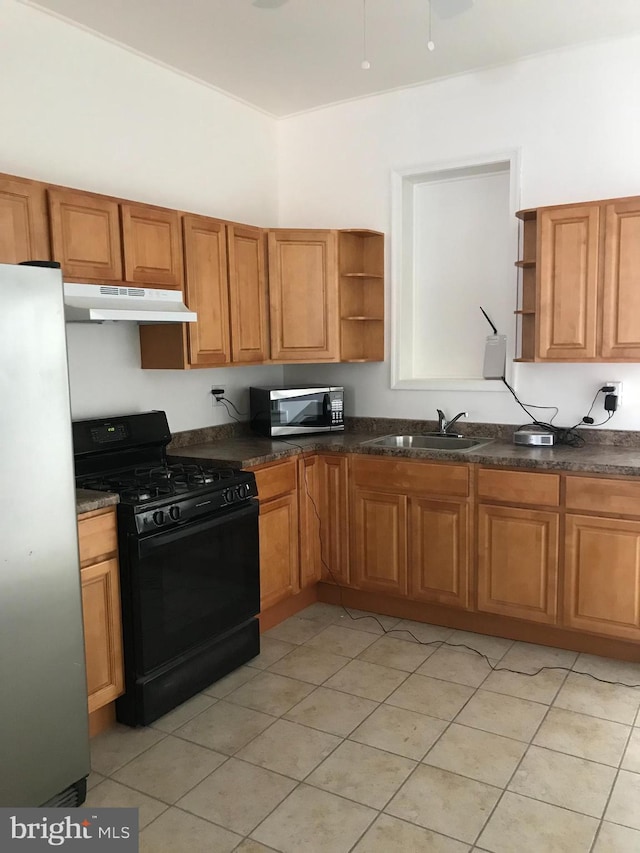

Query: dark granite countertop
left=169, top=432, right=640, bottom=477
left=76, top=489, right=119, bottom=515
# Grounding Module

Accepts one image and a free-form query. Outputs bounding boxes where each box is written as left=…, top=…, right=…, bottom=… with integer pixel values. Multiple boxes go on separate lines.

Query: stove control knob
left=224, top=488, right=235, bottom=504
left=237, top=483, right=250, bottom=499
left=169, top=505, right=181, bottom=521
left=152, top=510, right=165, bottom=526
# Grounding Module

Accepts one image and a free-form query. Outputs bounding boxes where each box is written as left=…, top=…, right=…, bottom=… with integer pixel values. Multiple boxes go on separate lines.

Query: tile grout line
left=93, top=607, right=640, bottom=850
left=350, top=639, right=509, bottom=847
left=465, top=662, right=572, bottom=848
left=586, top=712, right=639, bottom=853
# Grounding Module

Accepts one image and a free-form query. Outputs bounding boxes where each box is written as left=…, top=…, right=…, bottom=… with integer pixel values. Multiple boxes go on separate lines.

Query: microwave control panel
left=329, top=391, right=344, bottom=427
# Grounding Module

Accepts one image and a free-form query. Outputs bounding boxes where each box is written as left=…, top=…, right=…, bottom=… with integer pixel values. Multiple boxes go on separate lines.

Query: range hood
left=63, top=282, right=197, bottom=324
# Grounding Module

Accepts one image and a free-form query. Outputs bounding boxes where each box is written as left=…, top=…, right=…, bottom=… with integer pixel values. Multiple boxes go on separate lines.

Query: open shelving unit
left=338, top=229, right=384, bottom=362
left=514, top=208, right=537, bottom=362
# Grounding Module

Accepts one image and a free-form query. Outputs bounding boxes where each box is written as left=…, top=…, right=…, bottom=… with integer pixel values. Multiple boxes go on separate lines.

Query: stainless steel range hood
left=63, top=282, right=197, bottom=323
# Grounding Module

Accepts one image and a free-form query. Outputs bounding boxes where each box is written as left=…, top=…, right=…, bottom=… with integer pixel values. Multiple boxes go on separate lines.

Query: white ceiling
left=23, top=0, right=640, bottom=117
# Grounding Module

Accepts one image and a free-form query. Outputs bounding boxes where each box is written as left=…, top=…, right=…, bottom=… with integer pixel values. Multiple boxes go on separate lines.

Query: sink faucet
left=436, top=409, right=468, bottom=436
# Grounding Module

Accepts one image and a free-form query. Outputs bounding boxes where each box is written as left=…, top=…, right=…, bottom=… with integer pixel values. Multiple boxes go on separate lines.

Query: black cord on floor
left=275, top=437, right=640, bottom=690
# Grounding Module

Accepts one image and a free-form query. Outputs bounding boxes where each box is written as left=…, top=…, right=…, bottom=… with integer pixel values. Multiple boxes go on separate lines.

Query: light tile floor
left=87, top=603, right=640, bottom=852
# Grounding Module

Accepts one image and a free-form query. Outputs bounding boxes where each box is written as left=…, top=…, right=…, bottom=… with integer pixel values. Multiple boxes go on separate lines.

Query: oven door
left=127, top=501, right=259, bottom=674
left=270, top=389, right=333, bottom=435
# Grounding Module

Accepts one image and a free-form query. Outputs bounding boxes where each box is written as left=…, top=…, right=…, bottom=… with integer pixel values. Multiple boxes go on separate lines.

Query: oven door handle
left=137, top=501, right=258, bottom=557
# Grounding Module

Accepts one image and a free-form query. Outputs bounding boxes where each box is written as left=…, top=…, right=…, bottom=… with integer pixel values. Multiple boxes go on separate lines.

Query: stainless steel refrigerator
left=0, top=262, right=90, bottom=806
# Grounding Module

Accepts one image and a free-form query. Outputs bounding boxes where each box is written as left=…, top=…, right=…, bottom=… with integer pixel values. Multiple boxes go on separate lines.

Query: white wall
left=0, top=0, right=283, bottom=432
left=279, top=37, right=640, bottom=429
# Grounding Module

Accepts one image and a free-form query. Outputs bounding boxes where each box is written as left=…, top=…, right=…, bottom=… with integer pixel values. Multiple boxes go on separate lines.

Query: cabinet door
left=81, top=557, right=124, bottom=713
left=352, top=487, right=407, bottom=595
left=537, top=205, right=599, bottom=360
left=298, top=455, right=322, bottom=589
left=268, top=230, right=339, bottom=361
left=319, top=454, right=351, bottom=586
left=259, top=493, right=300, bottom=610
left=409, top=498, right=469, bottom=609
left=0, top=174, right=49, bottom=264
left=601, top=199, right=640, bottom=359
left=564, top=514, right=640, bottom=641
left=121, top=203, right=183, bottom=289
left=228, top=224, right=269, bottom=363
left=183, top=215, right=230, bottom=366
left=48, top=188, right=122, bottom=281
left=477, top=504, right=559, bottom=624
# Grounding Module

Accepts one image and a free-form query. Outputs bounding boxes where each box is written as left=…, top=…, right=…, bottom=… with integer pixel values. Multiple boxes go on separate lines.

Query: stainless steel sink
left=361, top=434, right=494, bottom=452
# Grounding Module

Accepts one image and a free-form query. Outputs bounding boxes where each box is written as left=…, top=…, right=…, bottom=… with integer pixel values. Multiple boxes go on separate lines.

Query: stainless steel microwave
left=250, top=386, right=344, bottom=437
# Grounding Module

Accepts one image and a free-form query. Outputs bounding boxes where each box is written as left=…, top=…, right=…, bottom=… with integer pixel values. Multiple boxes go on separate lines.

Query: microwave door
left=273, top=393, right=330, bottom=430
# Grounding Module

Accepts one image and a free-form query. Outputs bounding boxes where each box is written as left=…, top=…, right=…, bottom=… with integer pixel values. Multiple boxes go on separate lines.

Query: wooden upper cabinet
left=228, top=225, right=269, bottom=363
left=0, top=174, right=49, bottom=264
left=564, top=514, right=640, bottom=641
left=121, top=202, right=182, bottom=289
left=268, top=230, right=339, bottom=361
left=477, top=504, right=559, bottom=624
left=182, top=215, right=230, bottom=366
left=48, top=188, right=122, bottom=281
left=537, top=204, right=600, bottom=360
left=601, top=199, right=640, bottom=359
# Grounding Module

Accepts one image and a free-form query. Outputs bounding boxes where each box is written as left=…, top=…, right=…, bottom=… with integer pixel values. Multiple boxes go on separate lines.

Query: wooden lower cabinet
left=297, top=453, right=351, bottom=590
left=251, top=459, right=300, bottom=610
left=353, top=487, right=407, bottom=595
left=319, top=454, right=350, bottom=586
left=298, top=454, right=322, bottom=589
left=81, top=557, right=124, bottom=713
left=258, top=493, right=300, bottom=609
left=77, top=508, right=124, bottom=716
left=564, top=514, right=640, bottom=640
left=350, top=456, right=470, bottom=601
left=409, top=498, right=470, bottom=608
left=477, top=504, right=559, bottom=624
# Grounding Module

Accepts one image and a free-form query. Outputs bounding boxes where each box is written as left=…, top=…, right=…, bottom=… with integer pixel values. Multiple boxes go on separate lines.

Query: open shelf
left=339, top=229, right=385, bottom=362
left=515, top=209, right=539, bottom=361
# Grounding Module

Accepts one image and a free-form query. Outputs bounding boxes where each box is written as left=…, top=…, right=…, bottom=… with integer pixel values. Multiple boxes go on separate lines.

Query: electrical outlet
left=605, top=381, right=623, bottom=408
left=211, top=387, right=225, bottom=406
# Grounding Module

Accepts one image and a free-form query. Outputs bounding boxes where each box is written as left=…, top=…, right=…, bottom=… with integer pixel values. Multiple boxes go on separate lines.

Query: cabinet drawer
left=478, top=468, right=560, bottom=507
left=77, top=509, right=118, bottom=566
left=352, top=456, right=469, bottom=497
left=566, top=476, right=640, bottom=517
left=252, top=459, right=297, bottom=502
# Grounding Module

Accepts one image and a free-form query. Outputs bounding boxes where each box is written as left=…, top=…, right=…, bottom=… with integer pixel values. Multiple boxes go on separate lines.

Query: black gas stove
left=74, top=410, right=257, bottom=534
left=77, top=459, right=257, bottom=534
left=73, top=411, right=260, bottom=727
